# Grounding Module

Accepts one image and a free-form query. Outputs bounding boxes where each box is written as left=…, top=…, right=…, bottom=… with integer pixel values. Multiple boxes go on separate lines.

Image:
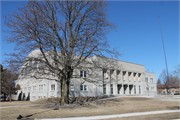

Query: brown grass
left=102, top=112, right=180, bottom=120
left=1, top=97, right=180, bottom=119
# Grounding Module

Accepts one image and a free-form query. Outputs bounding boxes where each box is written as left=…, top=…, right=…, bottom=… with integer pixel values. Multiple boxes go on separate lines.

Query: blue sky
left=1, top=1, right=179, bottom=81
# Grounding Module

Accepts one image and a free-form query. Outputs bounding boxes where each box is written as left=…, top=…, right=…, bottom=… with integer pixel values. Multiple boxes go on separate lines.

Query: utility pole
left=158, top=15, right=170, bottom=95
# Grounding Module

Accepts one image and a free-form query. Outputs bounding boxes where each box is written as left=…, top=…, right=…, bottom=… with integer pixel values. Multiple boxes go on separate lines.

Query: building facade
left=16, top=50, right=157, bottom=101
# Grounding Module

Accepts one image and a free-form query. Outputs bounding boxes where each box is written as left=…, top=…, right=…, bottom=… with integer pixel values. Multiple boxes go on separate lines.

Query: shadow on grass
left=17, top=109, right=52, bottom=119
left=167, top=106, right=180, bottom=110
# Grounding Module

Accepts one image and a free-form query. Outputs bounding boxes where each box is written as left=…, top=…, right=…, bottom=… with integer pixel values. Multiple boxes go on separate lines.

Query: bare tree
left=4, top=0, right=120, bottom=105
left=158, top=69, right=179, bottom=94
left=1, top=65, right=19, bottom=102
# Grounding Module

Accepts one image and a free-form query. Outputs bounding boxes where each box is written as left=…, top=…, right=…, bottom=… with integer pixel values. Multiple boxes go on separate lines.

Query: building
left=16, top=50, right=157, bottom=101
left=157, top=84, right=180, bottom=95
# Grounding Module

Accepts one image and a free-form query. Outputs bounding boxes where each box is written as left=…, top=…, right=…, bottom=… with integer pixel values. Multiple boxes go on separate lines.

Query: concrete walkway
left=39, top=110, right=180, bottom=120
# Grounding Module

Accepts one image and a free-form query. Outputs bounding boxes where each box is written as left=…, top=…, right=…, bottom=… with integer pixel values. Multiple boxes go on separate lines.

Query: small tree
left=4, top=0, right=120, bottom=105
left=1, top=67, right=18, bottom=102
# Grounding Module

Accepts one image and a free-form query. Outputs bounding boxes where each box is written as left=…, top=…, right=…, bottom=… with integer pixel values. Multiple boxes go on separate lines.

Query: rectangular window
left=52, top=72, right=55, bottom=76
left=146, top=87, right=149, bottom=91
left=33, top=86, right=36, bottom=92
left=70, top=85, right=74, bottom=91
left=134, top=85, right=136, bottom=94
left=80, top=85, right=87, bottom=91
left=80, top=71, right=83, bottom=77
left=34, top=61, right=37, bottom=70
left=40, top=61, right=43, bottom=67
left=25, top=63, right=28, bottom=75
left=175, top=91, right=179, bottom=93
left=103, top=70, right=107, bottom=79
left=84, top=71, right=86, bottom=78
left=138, top=73, right=141, bottom=81
left=51, top=84, right=55, bottom=91
left=111, top=84, right=113, bottom=94
left=145, top=78, right=148, bottom=82
left=41, top=85, right=43, bottom=92
left=21, top=69, right=23, bottom=76
left=84, top=85, right=87, bottom=91
left=24, top=87, right=26, bottom=92
left=29, top=61, right=32, bottom=72
left=150, top=78, right=153, bottom=83
left=139, top=85, right=141, bottom=94
left=39, top=85, right=41, bottom=92
left=117, top=70, right=120, bottom=80
left=80, top=71, right=86, bottom=77
left=103, top=84, right=106, bottom=94
left=151, top=87, right=154, bottom=91
left=28, top=87, right=31, bottom=92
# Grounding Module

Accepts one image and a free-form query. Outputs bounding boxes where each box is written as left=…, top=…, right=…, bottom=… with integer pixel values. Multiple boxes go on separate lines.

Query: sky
left=0, top=1, right=179, bottom=81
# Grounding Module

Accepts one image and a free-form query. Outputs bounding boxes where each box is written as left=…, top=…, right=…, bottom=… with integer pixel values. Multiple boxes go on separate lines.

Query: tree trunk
left=60, top=78, right=66, bottom=105
left=65, top=79, right=70, bottom=104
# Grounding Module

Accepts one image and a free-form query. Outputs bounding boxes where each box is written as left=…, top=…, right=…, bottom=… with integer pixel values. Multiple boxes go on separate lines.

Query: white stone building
left=16, top=50, right=157, bottom=101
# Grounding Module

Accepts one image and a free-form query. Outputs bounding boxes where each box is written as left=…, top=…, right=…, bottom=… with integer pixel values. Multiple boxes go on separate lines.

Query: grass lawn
left=1, top=97, right=180, bottom=119
left=102, top=112, right=180, bottom=120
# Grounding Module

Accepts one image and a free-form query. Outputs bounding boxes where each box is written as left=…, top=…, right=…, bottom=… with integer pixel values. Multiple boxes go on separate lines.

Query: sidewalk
left=38, top=110, right=180, bottom=120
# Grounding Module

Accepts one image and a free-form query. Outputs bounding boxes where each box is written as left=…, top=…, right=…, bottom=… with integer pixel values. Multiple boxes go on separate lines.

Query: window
left=139, top=85, right=141, bottom=94
left=80, top=71, right=83, bottom=77
left=145, top=78, right=148, bottom=82
left=84, top=85, right=87, bottom=91
left=103, top=70, right=107, bottom=79
left=138, top=73, right=141, bottom=81
left=21, top=69, right=24, bottom=76
left=103, top=84, right=106, bottom=94
left=123, top=71, right=126, bottom=80
left=175, top=91, right=179, bottom=93
left=28, top=87, right=31, bottom=92
left=52, top=72, right=55, bottom=76
left=111, top=84, right=113, bottom=94
left=80, top=85, right=83, bottom=91
left=29, top=61, right=32, bottom=66
left=80, top=71, right=86, bottom=77
left=34, top=61, right=37, bottom=70
left=150, top=78, right=153, bottom=83
left=33, top=86, right=36, bottom=92
left=70, top=85, right=74, bottom=91
left=80, top=85, right=87, bottom=91
left=24, top=87, right=26, bottom=92
left=84, top=71, right=86, bottom=78
left=29, top=61, right=32, bottom=72
left=146, top=87, right=149, bottom=91
left=40, top=61, right=43, bottom=67
left=25, top=63, right=28, bottom=75
left=151, top=87, right=154, bottom=91
left=51, top=84, right=55, bottom=91
left=41, top=85, right=43, bottom=92
left=117, top=70, right=121, bottom=80
left=39, top=85, right=43, bottom=92
left=134, top=85, right=136, bottom=94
